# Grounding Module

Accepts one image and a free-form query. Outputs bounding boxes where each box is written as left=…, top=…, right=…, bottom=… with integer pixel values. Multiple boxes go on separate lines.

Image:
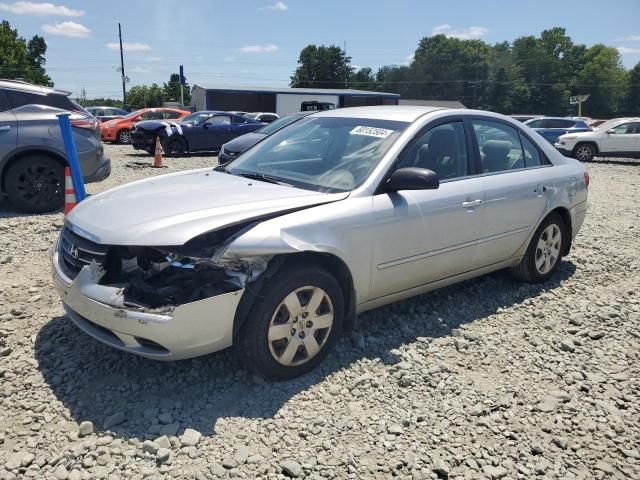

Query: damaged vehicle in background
left=130, top=111, right=264, bottom=157
left=52, top=106, right=589, bottom=380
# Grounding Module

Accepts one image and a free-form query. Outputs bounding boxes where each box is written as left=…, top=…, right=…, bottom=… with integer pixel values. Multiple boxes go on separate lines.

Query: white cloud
left=223, top=56, right=237, bottom=62
left=239, top=43, right=279, bottom=53
left=617, top=46, right=640, bottom=54
left=623, top=35, right=640, bottom=41
left=262, top=1, right=287, bottom=11
left=404, top=53, right=415, bottom=65
left=0, top=1, right=83, bottom=16
left=431, top=24, right=487, bottom=40
left=129, top=67, right=151, bottom=74
left=106, top=42, right=152, bottom=52
left=146, top=56, right=164, bottom=62
left=41, top=21, right=90, bottom=37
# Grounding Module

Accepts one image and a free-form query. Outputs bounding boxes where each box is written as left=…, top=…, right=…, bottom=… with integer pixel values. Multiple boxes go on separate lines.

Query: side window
left=0, top=91, right=10, bottom=112
left=4, top=89, right=47, bottom=108
left=611, top=123, right=629, bottom=134
left=629, top=123, right=640, bottom=134
left=163, top=110, right=181, bottom=119
left=232, top=115, right=246, bottom=124
left=208, top=115, right=231, bottom=125
left=472, top=119, right=525, bottom=173
left=397, top=122, right=468, bottom=180
left=520, top=134, right=543, bottom=167
left=138, top=111, right=152, bottom=120
left=527, top=119, right=544, bottom=128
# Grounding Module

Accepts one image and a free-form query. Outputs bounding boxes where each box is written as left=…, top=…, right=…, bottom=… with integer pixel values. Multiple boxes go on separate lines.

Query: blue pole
left=57, top=112, right=87, bottom=201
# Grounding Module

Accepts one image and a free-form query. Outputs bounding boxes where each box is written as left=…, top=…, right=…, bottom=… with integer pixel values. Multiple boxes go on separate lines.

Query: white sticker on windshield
left=349, top=126, right=394, bottom=138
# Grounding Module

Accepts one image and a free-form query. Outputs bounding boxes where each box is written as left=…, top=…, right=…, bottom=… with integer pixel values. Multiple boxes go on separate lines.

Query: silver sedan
left=52, top=106, right=589, bottom=379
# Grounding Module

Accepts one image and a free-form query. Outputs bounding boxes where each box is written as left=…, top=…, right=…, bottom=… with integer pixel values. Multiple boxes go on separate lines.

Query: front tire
left=511, top=213, right=565, bottom=283
left=236, top=265, right=344, bottom=380
left=163, top=136, right=187, bottom=157
left=573, top=143, right=596, bottom=162
left=117, top=129, right=131, bottom=144
left=5, top=156, right=64, bottom=213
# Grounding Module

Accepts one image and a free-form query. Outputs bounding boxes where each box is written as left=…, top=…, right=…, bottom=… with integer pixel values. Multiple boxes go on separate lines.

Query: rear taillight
left=584, top=171, right=590, bottom=188
left=70, top=111, right=98, bottom=130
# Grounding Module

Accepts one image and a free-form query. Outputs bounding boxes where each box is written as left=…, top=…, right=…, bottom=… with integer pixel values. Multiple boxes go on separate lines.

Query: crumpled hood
left=67, top=168, right=348, bottom=246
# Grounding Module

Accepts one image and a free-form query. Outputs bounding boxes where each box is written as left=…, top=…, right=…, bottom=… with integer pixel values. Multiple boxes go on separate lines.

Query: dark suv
left=0, top=79, right=111, bottom=212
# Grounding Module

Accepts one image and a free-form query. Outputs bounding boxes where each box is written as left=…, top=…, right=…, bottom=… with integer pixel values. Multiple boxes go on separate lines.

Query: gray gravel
left=0, top=146, right=639, bottom=480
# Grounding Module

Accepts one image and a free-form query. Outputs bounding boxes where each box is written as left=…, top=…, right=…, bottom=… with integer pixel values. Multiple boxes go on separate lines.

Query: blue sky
left=2, top=0, right=640, bottom=99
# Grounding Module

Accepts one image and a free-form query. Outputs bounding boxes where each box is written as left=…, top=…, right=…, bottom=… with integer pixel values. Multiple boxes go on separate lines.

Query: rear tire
left=5, top=156, right=64, bottom=213
left=236, top=265, right=344, bottom=380
left=163, top=136, right=187, bottom=157
left=573, top=143, right=596, bottom=162
left=510, top=213, right=566, bottom=283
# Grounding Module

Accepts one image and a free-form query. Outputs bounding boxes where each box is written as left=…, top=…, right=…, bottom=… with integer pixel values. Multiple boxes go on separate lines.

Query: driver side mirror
left=385, top=167, right=439, bottom=192
left=606, top=129, right=616, bottom=134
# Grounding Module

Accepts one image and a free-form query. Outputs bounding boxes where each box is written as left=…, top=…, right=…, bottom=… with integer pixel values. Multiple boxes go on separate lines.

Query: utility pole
left=344, top=41, right=347, bottom=88
left=118, top=23, right=126, bottom=107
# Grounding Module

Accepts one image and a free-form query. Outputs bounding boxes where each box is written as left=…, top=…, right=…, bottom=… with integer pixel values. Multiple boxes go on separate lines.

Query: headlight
left=107, top=125, right=115, bottom=129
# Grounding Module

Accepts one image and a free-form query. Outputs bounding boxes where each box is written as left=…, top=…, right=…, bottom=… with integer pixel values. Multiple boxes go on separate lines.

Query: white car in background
left=555, top=118, right=640, bottom=161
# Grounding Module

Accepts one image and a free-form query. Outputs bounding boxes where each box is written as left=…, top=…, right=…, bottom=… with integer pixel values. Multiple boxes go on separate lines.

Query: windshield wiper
left=234, top=172, right=292, bottom=186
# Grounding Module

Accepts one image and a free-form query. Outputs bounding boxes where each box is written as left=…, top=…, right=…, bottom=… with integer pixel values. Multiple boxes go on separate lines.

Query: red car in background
left=100, top=108, right=190, bottom=144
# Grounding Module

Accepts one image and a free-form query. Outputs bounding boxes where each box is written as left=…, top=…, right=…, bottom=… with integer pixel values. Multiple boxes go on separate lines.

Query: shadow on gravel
left=124, top=152, right=218, bottom=158
left=34, top=261, right=576, bottom=439
left=587, top=157, right=640, bottom=166
left=0, top=201, right=61, bottom=219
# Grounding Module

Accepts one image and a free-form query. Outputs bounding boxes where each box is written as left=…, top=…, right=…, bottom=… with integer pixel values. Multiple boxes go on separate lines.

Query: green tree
left=163, top=73, right=191, bottom=105
left=571, top=45, right=627, bottom=118
left=0, top=20, right=52, bottom=85
left=625, top=62, right=640, bottom=116
left=126, top=84, right=164, bottom=109
left=351, top=67, right=376, bottom=90
left=290, top=44, right=352, bottom=88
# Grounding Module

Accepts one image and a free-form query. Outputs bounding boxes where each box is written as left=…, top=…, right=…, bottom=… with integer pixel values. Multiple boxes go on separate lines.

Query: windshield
left=595, top=119, right=626, bottom=131
left=257, top=113, right=306, bottom=135
left=226, top=116, right=408, bottom=193
left=121, top=109, right=142, bottom=120
left=181, top=112, right=213, bottom=125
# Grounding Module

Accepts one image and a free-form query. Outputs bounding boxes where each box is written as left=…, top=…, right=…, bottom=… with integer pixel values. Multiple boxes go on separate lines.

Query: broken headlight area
left=97, top=244, right=258, bottom=311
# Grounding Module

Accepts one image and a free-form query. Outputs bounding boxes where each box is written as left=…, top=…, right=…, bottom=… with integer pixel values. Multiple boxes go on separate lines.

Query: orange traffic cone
left=63, top=167, right=77, bottom=215
left=152, top=136, right=164, bottom=168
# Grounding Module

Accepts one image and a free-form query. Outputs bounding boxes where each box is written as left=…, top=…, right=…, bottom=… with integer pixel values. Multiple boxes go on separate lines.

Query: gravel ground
left=0, top=146, right=639, bottom=480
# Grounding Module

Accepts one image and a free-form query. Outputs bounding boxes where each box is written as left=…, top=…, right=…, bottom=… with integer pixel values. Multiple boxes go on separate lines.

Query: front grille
left=58, top=227, right=108, bottom=279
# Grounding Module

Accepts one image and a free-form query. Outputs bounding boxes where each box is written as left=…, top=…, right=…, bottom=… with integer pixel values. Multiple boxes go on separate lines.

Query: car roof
left=0, top=78, right=71, bottom=96
left=313, top=105, right=446, bottom=122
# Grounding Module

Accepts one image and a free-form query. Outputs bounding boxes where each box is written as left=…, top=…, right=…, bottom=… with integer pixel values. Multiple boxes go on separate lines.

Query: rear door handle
left=0, top=125, right=11, bottom=132
left=462, top=199, right=483, bottom=208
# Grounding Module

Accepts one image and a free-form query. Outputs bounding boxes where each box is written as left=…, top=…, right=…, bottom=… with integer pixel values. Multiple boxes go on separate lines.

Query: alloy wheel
left=118, top=130, right=131, bottom=144
left=267, top=286, right=334, bottom=366
left=535, top=224, right=562, bottom=274
left=575, top=145, right=594, bottom=162
left=14, top=163, right=62, bottom=209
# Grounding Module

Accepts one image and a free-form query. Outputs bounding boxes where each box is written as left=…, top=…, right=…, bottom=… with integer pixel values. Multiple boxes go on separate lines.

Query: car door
left=469, top=117, right=551, bottom=265
left=369, top=119, right=486, bottom=299
left=0, top=91, right=18, bottom=162
left=599, top=122, right=638, bottom=154
left=200, top=115, right=234, bottom=150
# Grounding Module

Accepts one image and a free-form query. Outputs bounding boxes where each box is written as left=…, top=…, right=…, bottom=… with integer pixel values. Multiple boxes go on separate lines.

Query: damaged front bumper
left=52, top=248, right=244, bottom=360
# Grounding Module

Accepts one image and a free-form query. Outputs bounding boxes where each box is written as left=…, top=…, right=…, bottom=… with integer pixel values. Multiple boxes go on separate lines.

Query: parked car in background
left=100, top=107, right=190, bottom=144
left=130, top=110, right=264, bottom=156
left=218, top=112, right=313, bottom=165
left=244, top=112, right=279, bottom=123
left=301, top=101, right=336, bottom=112
left=510, top=114, right=544, bottom=122
left=228, top=111, right=248, bottom=117
left=53, top=106, right=588, bottom=379
left=0, top=79, right=110, bottom=212
left=86, top=106, right=128, bottom=123
left=555, top=118, right=640, bottom=161
left=586, top=119, right=607, bottom=128
left=524, top=117, right=592, bottom=144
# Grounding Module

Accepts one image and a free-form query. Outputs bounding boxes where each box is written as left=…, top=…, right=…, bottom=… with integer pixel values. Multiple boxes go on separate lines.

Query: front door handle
left=462, top=199, right=483, bottom=208
left=0, top=125, right=11, bottom=132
